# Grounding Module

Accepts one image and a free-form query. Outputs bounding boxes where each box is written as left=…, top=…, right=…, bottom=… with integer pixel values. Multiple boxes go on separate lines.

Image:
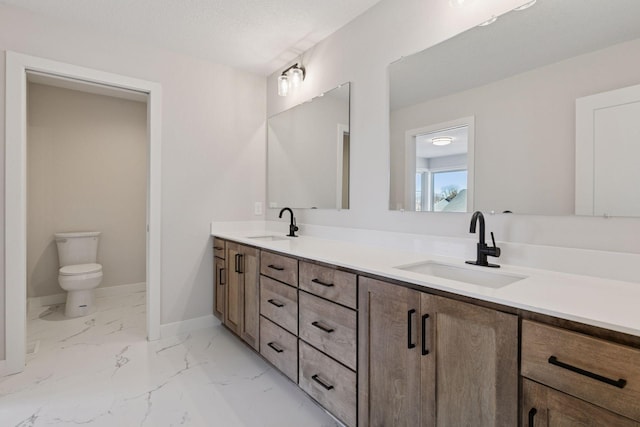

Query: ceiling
left=0, top=0, right=383, bottom=75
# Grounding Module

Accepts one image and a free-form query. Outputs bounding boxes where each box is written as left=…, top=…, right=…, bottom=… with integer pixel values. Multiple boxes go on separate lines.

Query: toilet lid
left=59, top=263, right=102, bottom=276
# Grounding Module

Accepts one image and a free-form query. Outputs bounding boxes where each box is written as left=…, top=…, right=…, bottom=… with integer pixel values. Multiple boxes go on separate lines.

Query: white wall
left=390, top=37, right=640, bottom=216
left=27, top=83, right=147, bottom=297
left=266, top=0, right=640, bottom=255
left=1, top=4, right=266, bottom=359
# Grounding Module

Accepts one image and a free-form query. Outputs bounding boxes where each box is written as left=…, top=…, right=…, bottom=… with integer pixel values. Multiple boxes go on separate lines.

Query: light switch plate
left=254, top=202, right=263, bottom=215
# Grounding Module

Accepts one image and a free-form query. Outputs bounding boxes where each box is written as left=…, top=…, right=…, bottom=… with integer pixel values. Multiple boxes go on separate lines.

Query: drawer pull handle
left=311, top=278, right=334, bottom=287
left=548, top=356, right=627, bottom=389
left=268, top=264, right=284, bottom=271
left=268, top=299, right=285, bottom=308
left=528, top=408, right=537, bottom=426
left=214, top=246, right=224, bottom=250
left=407, top=309, right=416, bottom=349
left=421, top=313, right=430, bottom=356
left=312, top=321, right=335, bottom=333
left=267, top=342, right=284, bottom=353
left=311, top=374, right=334, bottom=391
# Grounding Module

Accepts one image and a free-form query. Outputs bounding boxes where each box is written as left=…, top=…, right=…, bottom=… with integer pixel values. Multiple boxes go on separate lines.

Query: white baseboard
left=160, top=314, right=221, bottom=339
left=28, top=282, right=147, bottom=309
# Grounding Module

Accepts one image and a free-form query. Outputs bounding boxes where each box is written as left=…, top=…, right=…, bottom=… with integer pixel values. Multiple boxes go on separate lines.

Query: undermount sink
left=395, top=260, right=526, bottom=289
left=246, top=235, right=288, bottom=241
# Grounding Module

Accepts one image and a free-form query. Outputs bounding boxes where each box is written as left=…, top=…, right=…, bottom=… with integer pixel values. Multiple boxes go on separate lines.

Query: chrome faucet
left=278, top=207, right=298, bottom=237
left=466, top=211, right=501, bottom=268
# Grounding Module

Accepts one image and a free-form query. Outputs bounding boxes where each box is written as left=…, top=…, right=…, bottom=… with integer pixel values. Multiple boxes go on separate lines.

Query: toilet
left=54, top=231, right=103, bottom=318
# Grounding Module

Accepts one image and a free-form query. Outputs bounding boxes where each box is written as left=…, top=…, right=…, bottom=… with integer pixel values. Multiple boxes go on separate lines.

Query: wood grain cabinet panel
left=299, top=261, right=357, bottom=309
left=522, top=320, right=640, bottom=422
left=260, top=276, right=298, bottom=335
left=359, top=276, right=518, bottom=427
left=224, top=242, right=259, bottom=350
left=522, top=378, right=639, bottom=427
left=260, top=251, right=298, bottom=287
left=299, top=340, right=357, bottom=427
left=260, top=316, right=298, bottom=383
left=213, top=238, right=225, bottom=259
left=358, top=277, right=422, bottom=427
left=214, top=256, right=225, bottom=320
left=299, top=291, right=357, bottom=370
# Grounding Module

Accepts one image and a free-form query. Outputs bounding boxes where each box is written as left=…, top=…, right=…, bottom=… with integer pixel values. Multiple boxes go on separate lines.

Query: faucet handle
left=489, top=232, right=501, bottom=257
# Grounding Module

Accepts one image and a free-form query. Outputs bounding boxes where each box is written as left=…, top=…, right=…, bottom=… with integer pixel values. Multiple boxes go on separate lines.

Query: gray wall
left=27, top=83, right=147, bottom=298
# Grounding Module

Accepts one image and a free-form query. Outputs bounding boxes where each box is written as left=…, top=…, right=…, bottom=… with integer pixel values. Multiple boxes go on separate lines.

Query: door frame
left=4, top=51, right=162, bottom=375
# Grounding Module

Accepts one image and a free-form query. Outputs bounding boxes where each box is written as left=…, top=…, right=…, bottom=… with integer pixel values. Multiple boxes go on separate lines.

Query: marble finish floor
left=0, top=290, right=339, bottom=426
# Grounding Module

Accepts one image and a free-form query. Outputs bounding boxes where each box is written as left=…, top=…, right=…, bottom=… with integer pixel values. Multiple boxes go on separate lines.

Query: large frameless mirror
left=268, top=83, right=350, bottom=210
left=389, top=0, right=640, bottom=216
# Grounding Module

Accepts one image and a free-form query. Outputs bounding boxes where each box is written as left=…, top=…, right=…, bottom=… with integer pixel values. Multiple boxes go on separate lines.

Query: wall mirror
left=389, top=0, right=640, bottom=216
left=268, top=83, right=350, bottom=209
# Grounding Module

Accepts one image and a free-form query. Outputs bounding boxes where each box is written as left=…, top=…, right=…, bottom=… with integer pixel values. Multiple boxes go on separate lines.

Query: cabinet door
left=358, top=277, right=422, bottom=427
left=421, top=294, right=518, bottom=427
left=522, top=378, right=639, bottom=427
left=240, top=246, right=259, bottom=350
left=225, top=243, right=243, bottom=335
left=214, top=256, right=225, bottom=320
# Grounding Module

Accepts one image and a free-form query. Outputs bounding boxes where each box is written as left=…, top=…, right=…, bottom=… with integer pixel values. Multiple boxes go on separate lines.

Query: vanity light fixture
left=478, top=15, right=497, bottom=27
left=514, top=0, right=536, bottom=11
left=277, top=63, right=306, bottom=96
left=432, top=136, right=453, bottom=146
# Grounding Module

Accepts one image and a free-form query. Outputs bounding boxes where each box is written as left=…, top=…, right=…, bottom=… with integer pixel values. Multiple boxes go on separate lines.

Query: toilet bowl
left=55, top=232, right=103, bottom=318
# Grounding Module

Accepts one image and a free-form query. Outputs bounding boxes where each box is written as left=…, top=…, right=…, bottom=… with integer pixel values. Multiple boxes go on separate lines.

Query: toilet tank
left=54, top=231, right=101, bottom=267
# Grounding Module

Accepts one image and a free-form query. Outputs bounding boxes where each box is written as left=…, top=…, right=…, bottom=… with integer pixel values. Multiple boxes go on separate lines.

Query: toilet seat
left=59, top=263, right=102, bottom=276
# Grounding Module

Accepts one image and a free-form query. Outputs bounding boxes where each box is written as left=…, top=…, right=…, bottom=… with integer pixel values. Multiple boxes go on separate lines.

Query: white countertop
left=211, top=224, right=640, bottom=339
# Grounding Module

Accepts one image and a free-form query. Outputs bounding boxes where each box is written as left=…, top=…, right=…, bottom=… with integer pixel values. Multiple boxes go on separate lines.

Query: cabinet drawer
left=213, top=238, right=225, bottom=259
left=260, top=276, right=298, bottom=335
left=299, top=340, right=356, bottom=427
left=522, top=320, right=640, bottom=421
left=299, top=261, right=357, bottom=309
left=299, top=291, right=357, bottom=370
left=522, top=378, right=638, bottom=427
left=260, top=316, right=298, bottom=383
left=260, top=251, right=298, bottom=287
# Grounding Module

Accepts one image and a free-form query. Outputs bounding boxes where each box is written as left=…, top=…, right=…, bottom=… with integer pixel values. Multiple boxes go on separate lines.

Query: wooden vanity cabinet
left=358, top=276, right=518, bottom=426
left=225, top=242, right=260, bottom=350
left=521, top=320, right=640, bottom=425
left=213, top=239, right=226, bottom=321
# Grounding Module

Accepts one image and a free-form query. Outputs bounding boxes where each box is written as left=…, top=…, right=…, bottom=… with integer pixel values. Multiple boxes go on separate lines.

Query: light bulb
left=478, top=15, right=497, bottom=27
left=290, top=67, right=304, bottom=88
left=278, top=74, right=289, bottom=96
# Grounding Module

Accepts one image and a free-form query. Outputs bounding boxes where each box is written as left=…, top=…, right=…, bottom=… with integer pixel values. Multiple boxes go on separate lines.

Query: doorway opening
left=4, top=52, right=162, bottom=375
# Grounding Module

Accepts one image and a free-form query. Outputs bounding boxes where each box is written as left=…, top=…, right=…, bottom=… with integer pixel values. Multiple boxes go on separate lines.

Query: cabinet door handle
left=421, top=313, right=430, bottom=355
left=268, top=299, right=284, bottom=308
left=234, top=254, right=240, bottom=273
left=311, top=374, right=334, bottom=391
left=312, top=321, right=334, bottom=333
left=311, top=278, right=334, bottom=287
left=214, top=246, right=223, bottom=250
left=236, top=254, right=244, bottom=274
left=528, top=408, right=537, bottom=426
left=548, top=356, right=627, bottom=388
left=219, top=267, right=225, bottom=285
left=268, top=264, right=284, bottom=271
left=267, top=342, right=284, bottom=353
left=407, top=309, right=416, bottom=349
